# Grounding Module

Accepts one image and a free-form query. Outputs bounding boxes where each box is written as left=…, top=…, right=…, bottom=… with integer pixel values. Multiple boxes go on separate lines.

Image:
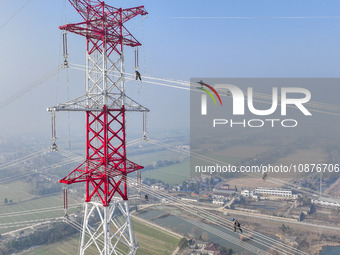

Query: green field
left=25, top=218, right=180, bottom=255
left=0, top=181, right=80, bottom=235
left=0, top=181, right=36, bottom=205
left=143, top=160, right=190, bottom=185
left=133, top=218, right=180, bottom=255
left=129, top=149, right=186, bottom=165
left=22, top=235, right=81, bottom=255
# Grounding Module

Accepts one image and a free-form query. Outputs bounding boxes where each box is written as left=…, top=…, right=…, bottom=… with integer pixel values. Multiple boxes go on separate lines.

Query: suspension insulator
left=62, top=31, right=69, bottom=68
left=50, top=110, right=58, bottom=151
left=63, top=188, right=68, bottom=217
left=142, top=111, right=147, bottom=141
left=135, top=47, right=139, bottom=70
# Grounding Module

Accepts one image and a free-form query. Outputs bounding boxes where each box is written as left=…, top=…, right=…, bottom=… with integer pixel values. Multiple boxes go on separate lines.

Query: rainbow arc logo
left=197, top=80, right=222, bottom=106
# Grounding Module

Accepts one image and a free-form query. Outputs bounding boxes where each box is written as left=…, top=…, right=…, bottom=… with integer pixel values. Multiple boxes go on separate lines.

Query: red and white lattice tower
left=47, top=1, right=148, bottom=254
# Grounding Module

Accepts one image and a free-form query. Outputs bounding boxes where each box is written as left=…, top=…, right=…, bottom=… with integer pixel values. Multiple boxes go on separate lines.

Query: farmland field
left=143, top=160, right=190, bottom=185
left=24, top=218, right=180, bottom=255
left=0, top=183, right=80, bottom=235
left=0, top=181, right=36, bottom=205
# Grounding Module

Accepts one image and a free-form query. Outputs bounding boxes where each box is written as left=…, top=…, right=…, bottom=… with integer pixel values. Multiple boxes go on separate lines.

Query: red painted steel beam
left=61, top=1, right=147, bottom=56
left=59, top=106, right=143, bottom=205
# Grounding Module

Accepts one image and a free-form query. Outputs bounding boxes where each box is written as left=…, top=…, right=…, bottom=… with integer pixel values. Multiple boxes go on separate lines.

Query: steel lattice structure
left=47, top=1, right=148, bottom=254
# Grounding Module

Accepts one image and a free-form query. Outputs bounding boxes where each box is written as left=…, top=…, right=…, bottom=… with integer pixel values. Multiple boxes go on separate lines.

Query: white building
left=181, top=197, right=198, bottom=203
left=212, top=198, right=224, bottom=205
left=254, top=187, right=292, bottom=197
left=241, top=189, right=250, bottom=197
left=151, top=184, right=165, bottom=191
left=312, top=199, right=340, bottom=207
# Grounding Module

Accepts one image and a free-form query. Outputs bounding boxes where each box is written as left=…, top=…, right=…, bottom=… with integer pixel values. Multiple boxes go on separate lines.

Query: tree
left=219, top=246, right=233, bottom=255
left=308, top=204, right=316, bottom=215
left=299, top=212, right=306, bottom=221
left=219, top=246, right=228, bottom=252
left=298, top=196, right=311, bottom=206
left=279, top=224, right=287, bottom=232
left=178, top=238, right=188, bottom=250
left=238, top=196, right=245, bottom=204
left=182, top=181, right=188, bottom=191
left=195, top=182, right=201, bottom=193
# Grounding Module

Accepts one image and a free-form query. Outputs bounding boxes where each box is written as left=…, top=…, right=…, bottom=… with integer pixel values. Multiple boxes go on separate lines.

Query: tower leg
left=124, top=200, right=137, bottom=255
left=79, top=200, right=137, bottom=255
left=104, top=206, right=109, bottom=255
left=80, top=202, right=88, bottom=255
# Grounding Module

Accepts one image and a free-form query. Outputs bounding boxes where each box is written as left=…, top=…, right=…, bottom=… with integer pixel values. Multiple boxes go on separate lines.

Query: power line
left=0, top=204, right=81, bottom=219
left=125, top=176, right=306, bottom=255
left=0, top=148, right=48, bottom=171
left=69, top=63, right=340, bottom=115
left=37, top=147, right=297, bottom=255
left=0, top=67, right=62, bottom=111
left=0, top=0, right=33, bottom=30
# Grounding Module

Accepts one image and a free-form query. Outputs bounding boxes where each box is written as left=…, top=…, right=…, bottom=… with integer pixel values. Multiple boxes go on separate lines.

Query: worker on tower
left=135, top=70, right=142, bottom=81
left=232, top=218, right=243, bottom=233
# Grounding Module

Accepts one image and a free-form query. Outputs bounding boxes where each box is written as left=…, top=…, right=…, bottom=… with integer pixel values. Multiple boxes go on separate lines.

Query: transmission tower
left=47, top=1, right=148, bottom=254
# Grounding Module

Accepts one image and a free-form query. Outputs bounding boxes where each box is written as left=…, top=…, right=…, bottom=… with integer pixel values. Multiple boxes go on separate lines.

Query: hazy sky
left=1, top=0, right=340, bottom=142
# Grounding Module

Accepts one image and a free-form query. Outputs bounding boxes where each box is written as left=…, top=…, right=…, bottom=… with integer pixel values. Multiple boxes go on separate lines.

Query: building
left=254, top=187, right=292, bottom=197
left=219, top=184, right=231, bottom=190
left=212, top=192, right=229, bottom=199
left=212, top=198, right=224, bottom=205
left=204, top=243, right=228, bottom=255
left=181, top=197, right=198, bottom=203
left=196, top=240, right=208, bottom=249
left=241, top=189, right=250, bottom=197
left=151, top=184, right=165, bottom=190
left=213, top=188, right=236, bottom=195
left=312, top=198, right=340, bottom=207
left=189, top=240, right=229, bottom=255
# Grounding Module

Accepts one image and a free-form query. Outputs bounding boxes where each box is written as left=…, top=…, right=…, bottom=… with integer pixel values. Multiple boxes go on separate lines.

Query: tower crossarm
left=62, top=1, right=147, bottom=56
left=68, top=1, right=147, bottom=22
left=59, top=21, right=142, bottom=48
left=47, top=93, right=149, bottom=112
left=60, top=159, right=142, bottom=185
left=68, top=0, right=147, bottom=22
left=115, top=6, right=148, bottom=24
